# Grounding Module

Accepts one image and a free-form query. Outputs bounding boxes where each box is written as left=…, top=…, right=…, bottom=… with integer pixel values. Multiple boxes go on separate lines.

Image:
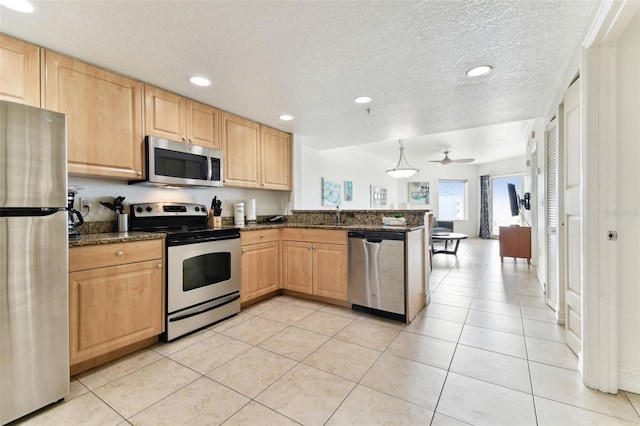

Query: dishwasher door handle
left=365, top=238, right=383, bottom=244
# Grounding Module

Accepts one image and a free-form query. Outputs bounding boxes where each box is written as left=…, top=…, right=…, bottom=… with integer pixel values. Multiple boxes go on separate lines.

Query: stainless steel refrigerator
left=0, top=100, right=69, bottom=424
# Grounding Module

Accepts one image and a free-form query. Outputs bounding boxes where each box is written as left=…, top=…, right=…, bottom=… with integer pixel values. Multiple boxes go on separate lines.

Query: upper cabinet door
left=187, top=100, right=220, bottom=149
left=144, top=85, right=187, bottom=142
left=0, top=35, right=40, bottom=107
left=260, top=125, right=291, bottom=191
left=44, top=51, right=143, bottom=179
left=221, top=112, right=260, bottom=188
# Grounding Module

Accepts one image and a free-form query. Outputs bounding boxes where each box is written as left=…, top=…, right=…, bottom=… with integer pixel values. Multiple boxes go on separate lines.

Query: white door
left=563, top=78, right=582, bottom=356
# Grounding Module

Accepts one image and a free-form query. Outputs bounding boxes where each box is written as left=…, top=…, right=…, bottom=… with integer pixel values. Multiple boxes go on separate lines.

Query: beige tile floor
left=17, top=238, right=640, bottom=425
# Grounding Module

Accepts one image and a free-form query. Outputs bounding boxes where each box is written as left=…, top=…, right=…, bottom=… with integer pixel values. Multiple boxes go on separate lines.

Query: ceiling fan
left=429, top=151, right=475, bottom=165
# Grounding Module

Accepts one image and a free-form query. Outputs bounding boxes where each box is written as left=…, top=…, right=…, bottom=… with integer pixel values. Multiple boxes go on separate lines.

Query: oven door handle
left=169, top=294, right=240, bottom=322
left=167, top=234, right=240, bottom=246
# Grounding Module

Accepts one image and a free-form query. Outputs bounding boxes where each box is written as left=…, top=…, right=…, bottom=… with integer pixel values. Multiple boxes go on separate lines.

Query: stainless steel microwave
left=130, top=136, right=223, bottom=188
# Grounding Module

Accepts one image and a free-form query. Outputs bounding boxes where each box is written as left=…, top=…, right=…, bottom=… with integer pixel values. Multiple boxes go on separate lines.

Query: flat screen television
left=508, top=183, right=520, bottom=217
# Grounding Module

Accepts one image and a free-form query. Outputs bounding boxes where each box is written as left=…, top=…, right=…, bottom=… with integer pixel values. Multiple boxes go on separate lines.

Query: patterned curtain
left=479, top=175, right=492, bottom=239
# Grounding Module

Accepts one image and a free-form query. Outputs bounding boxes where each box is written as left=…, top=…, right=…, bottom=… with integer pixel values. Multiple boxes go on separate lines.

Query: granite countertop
left=238, top=223, right=424, bottom=232
left=69, top=232, right=165, bottom=247
left=70, top=223, right=424, bottom=247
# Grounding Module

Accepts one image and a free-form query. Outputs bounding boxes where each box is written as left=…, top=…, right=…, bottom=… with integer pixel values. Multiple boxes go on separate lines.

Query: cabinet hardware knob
left=188, top=138, right=193, bottom=143
left=260, top=234, right=264, bottom=238
left=116, top=250, right=124, bottom=256
left=242, top=249, right=246, bottom=253
left=137, top=171, right=142, bottom=176
left=182, top=136, right=186, bottom=141
left=156, top=264, right=162, bottom=269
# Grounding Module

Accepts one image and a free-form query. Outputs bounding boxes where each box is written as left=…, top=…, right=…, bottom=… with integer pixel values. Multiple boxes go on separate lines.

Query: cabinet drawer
left=241, top=229, right=280, bottom=245
left=281, top=228, right=346, bottom=245
left=69, top=239, right=163, bottom=272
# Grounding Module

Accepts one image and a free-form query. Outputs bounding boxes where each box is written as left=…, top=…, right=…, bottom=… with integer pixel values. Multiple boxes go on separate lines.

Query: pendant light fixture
left=386, top=139, right=419, bottom=178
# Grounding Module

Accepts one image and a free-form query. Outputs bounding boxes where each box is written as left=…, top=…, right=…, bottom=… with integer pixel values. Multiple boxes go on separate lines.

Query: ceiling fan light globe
left=386, top=168, right=419, bottom=178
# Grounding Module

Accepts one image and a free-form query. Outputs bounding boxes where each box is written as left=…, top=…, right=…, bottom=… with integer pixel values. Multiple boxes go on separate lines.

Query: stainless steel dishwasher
left=348, top=231, right=406, bottom=321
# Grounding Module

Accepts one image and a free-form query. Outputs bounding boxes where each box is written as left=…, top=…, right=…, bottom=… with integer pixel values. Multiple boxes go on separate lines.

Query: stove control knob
left=194, top=206, right=200, bottom=212
left=136, top=207, right=143, bottom=213
left=146, top=206, right=152, bottom=212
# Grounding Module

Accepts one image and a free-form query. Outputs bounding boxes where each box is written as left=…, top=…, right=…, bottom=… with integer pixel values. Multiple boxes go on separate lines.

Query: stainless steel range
left=129, top=202, right=240, bottom=341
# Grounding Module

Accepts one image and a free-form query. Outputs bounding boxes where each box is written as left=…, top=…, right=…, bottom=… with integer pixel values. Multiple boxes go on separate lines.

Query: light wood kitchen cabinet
left=240, top=229, right=280, bottom=303
left=281, top=229, right=347, bottom=301
left=0, top=35, right=40, bottom=107
left=221, top=113, right=292, bottom=190
left=144, top=85, right=220, bottom=149
left=312, top=242, right=348, bottom=300
left=221, top=111, right=261, bottom=188
left=499, top=226, right=531, bottom=263
left=260, top=126, right=292, bottom=190
left=68, top=239, right=164, bottom=368
left=44, top=51, right=143, bottom=179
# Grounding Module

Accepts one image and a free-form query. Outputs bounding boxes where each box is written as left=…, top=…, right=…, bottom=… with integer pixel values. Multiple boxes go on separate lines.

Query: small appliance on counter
left=67, top=188, right=84, bottom=239
left=234, top=202, right=245, bottom=226
left=245, top=198, right=257, bottom=224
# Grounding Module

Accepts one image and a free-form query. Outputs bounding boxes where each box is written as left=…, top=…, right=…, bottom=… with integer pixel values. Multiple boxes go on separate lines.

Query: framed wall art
left=409, top=181, right=429, bottom=204
left=322, top=177, right=342, bottom=206
left=344, top=181, right=353, bottom=201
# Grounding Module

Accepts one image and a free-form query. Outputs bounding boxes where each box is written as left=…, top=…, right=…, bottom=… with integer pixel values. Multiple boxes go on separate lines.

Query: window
left=438, top=180, right=467, bottom=220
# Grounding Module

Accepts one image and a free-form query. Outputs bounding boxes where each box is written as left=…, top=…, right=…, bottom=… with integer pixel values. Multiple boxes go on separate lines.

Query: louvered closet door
left=546, top=118, right=560, bottom=314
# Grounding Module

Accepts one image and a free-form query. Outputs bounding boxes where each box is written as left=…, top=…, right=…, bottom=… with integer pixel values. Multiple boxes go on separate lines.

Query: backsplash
left=289, top=209, right=431, bottom=226
left=75, top=211, right=430, bottom=234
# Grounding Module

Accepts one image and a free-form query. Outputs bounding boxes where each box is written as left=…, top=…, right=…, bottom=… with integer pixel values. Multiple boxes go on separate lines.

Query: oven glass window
left=183, top=252, right=231, bottom=291
left=155, top=147, right=207, bottom=180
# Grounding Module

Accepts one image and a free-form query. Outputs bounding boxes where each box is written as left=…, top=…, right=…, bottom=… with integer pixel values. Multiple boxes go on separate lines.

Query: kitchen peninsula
left=69, top=209, right=427, bottom=373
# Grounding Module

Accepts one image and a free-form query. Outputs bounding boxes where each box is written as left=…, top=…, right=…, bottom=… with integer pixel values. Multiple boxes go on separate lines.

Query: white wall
left=297, top=143, right=399, bottom=210
left=529, top=117, right=547, bottom=278
left=69, top=176, right=290, bottom=222
left=297, top=140, right=531, bottom=237
left=615, top=7, right=640, bottom=392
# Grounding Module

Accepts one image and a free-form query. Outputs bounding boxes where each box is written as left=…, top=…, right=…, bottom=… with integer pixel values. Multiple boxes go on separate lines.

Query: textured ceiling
left=0, top=1, right=597, bottom=164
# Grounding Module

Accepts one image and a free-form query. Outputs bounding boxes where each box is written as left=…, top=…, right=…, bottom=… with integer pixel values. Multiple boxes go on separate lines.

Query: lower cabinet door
left=241, top=241, right=280, bottom=303
left=313, top=243, right=348, bottom=300
left=281, top=240, right=313, bottom=294
left=69, top=260, right=163, bottom=365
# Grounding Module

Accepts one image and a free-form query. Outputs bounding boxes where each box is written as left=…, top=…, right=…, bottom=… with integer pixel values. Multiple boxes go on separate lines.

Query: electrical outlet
left=81, top=198, right=91, bottom=208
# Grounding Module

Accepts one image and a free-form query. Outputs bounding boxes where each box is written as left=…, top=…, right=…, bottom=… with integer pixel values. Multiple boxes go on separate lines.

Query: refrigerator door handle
left=0, top=207, right=66, bottom=217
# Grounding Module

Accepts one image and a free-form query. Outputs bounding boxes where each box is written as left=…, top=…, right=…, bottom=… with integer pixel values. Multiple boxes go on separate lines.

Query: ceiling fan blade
left=451, top=158, right=475, bottom=164
left=428, top=160, right=444, bottom=163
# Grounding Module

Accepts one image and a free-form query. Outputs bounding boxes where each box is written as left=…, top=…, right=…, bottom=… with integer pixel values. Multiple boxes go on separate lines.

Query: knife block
left=207, top=210, right=222, bottom=228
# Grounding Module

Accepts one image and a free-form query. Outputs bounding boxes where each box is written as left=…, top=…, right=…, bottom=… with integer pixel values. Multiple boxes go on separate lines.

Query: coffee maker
left=67, top=189, right=84, bottom=239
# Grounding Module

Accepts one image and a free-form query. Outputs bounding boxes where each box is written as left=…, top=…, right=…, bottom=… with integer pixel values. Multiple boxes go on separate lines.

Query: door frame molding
left=580, top=0, right=639, bottom=393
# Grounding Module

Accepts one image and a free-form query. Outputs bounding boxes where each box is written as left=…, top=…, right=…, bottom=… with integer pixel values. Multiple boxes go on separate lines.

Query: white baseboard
left=618, top=368, right=640, bottom=394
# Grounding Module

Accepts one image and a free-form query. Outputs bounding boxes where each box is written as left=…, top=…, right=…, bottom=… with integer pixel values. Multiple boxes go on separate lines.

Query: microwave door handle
left=207, top=157, right=213, bottom=181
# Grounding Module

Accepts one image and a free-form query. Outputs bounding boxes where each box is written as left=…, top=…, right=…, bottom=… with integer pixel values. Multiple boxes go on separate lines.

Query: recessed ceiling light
left=466, top=65, right=493, bottom=77
left=0, top=0, right=34, bottom=13
left=279, top=114, right=294, bottom=121
left=189, top=76, right=211, bottom=87
left=354, top=96, right=372, bottom=104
